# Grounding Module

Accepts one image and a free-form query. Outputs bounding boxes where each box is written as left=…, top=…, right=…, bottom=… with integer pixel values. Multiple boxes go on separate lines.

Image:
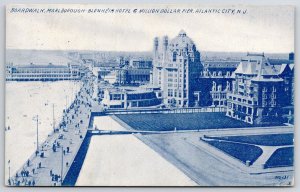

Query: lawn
left=204, top=134, right=294, bottom=146
left=115, top=112, right=253, bottom=131
left=265, top=147, right=294, bottom=168
left=202, top=139, right=263, bottom=165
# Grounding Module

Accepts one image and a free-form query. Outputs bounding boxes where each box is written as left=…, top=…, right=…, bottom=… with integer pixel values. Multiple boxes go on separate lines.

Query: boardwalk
left=8, top=72, right=97, bottom=186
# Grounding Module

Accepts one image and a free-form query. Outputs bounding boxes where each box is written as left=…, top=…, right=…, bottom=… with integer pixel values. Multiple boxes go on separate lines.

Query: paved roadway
left=138, top=126, right=294, bottom=186
left=8, top=72, right=98, bottom=186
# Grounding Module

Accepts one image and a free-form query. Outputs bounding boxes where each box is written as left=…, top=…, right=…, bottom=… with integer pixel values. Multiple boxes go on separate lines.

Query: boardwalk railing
left=103, top=107, right=226, bottom=115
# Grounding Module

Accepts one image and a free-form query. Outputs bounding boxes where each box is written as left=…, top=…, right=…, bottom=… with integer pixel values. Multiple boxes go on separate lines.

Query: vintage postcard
left=5, top=4, right=294, bottom=186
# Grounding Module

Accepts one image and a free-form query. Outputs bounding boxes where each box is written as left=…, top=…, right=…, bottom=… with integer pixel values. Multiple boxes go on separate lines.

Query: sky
left=6, top=4, right=294, bottom=53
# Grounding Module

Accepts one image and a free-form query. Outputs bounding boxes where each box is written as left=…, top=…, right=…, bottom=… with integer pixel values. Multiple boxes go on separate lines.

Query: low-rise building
left=6, top=63, right=82, bottom=81
left=102, top=87, right=162, bottom=109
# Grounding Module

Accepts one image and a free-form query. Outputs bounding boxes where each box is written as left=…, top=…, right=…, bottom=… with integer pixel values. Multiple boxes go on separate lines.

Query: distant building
left=226, top=53, right=293, bottom=125
left=152, top=30, right=202, bottom=107
left=6, top=63, right=82, bottom=81
left=129, top=58, right=152, bottom=68
left=103, top=70, right=119, bottom=84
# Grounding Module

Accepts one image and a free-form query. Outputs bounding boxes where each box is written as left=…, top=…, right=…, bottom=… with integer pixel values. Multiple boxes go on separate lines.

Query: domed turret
left=169, top=30, right=195, bottom=50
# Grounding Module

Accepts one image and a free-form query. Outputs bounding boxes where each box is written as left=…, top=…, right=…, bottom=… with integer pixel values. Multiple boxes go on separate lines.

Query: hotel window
left=271, top=100, right=276, bottom=106
left=248, top=108, right=252, bottom=114
left=173, top=52, right=177, bottom=62
left=263, top=94, right=267, bottom=99
left=184, top=90, right=187, bottom=98
left=262, top=100, right=267, bottom=107
left=168, top=89, right=173, bottom=97
left=263, top=87, right=267, bottom=92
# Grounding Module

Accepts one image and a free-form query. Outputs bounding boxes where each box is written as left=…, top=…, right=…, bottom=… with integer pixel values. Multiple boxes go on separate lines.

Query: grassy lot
left=202, top=139, right=263, bottom=165
left=115, top=112, right=254, bottom=131
left=205, top=134, right=294, bottom=146
left=265, top=147, right=294, bottom=168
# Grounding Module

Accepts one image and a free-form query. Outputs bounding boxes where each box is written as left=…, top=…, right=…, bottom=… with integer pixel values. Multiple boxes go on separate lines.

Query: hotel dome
left=169, top=30, right=196, bottom=50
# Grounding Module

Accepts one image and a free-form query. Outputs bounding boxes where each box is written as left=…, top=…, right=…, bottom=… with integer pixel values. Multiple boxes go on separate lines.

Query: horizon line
left=6, top=48, right=294, bottom=55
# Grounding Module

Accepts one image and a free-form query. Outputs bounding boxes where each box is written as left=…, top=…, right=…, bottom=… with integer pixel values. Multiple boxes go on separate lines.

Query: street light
left=32, top=115, right=39, bottom=152
left=53, top=103, right=56, bottom=132
left=8, top=160, right=10, bottom=185
left=61, top=146, right=64, bottom=186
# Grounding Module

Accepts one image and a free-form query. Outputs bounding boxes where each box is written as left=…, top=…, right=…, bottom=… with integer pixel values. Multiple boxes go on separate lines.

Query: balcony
left=227, top=93, right=257, bottom=106
left=165, top=64, right=178, bottom=69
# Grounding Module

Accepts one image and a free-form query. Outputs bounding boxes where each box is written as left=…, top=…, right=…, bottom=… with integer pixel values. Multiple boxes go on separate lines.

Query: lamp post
left=65, top=96, right=69, bottom=112
left=32, top=115, right=39, bottom=152
left=8, top=160, right=11, bottom=185
left=53, top=104, right=55, bottom=132
left=61, top=146, right=64, bottom=186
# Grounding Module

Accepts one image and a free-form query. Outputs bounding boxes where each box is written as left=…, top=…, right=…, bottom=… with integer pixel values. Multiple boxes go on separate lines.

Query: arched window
left=173, top=52, right=177, bottom=62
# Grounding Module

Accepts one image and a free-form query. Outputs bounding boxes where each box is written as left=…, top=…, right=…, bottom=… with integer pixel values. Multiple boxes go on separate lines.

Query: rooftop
left=234, top=54, right=284, bottom=82
left=14, top=63, right=69, bottom=68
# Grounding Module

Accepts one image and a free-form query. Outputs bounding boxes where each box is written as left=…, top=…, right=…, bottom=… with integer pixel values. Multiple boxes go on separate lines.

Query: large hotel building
left=226, top=53, right=294, bottom=125
left=152, top=30, right=202, bottom=107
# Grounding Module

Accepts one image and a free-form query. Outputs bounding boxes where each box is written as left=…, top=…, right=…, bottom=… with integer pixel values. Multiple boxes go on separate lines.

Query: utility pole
left=36, top=115, right=39, bottom=152
left=65, top=96, right=68, bottom=112
left=61, top=146, right=64, bottom=186
left=52, top=104, right=55, bottom=132
left=8, top=160, right=10, bottom=185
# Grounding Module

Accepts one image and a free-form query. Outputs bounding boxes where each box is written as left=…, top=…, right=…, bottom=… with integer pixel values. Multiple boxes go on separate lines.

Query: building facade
left=195, top=61, right=239, bottom=107
left=226, top=53, right=293, bottom=125
left=102, top=88, right=162, bottom=109
left=99, top=58, right=152, bottom=86
left=152, top=30, right=202, bottom=107
left=6, top=63, right=82, bottom=81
